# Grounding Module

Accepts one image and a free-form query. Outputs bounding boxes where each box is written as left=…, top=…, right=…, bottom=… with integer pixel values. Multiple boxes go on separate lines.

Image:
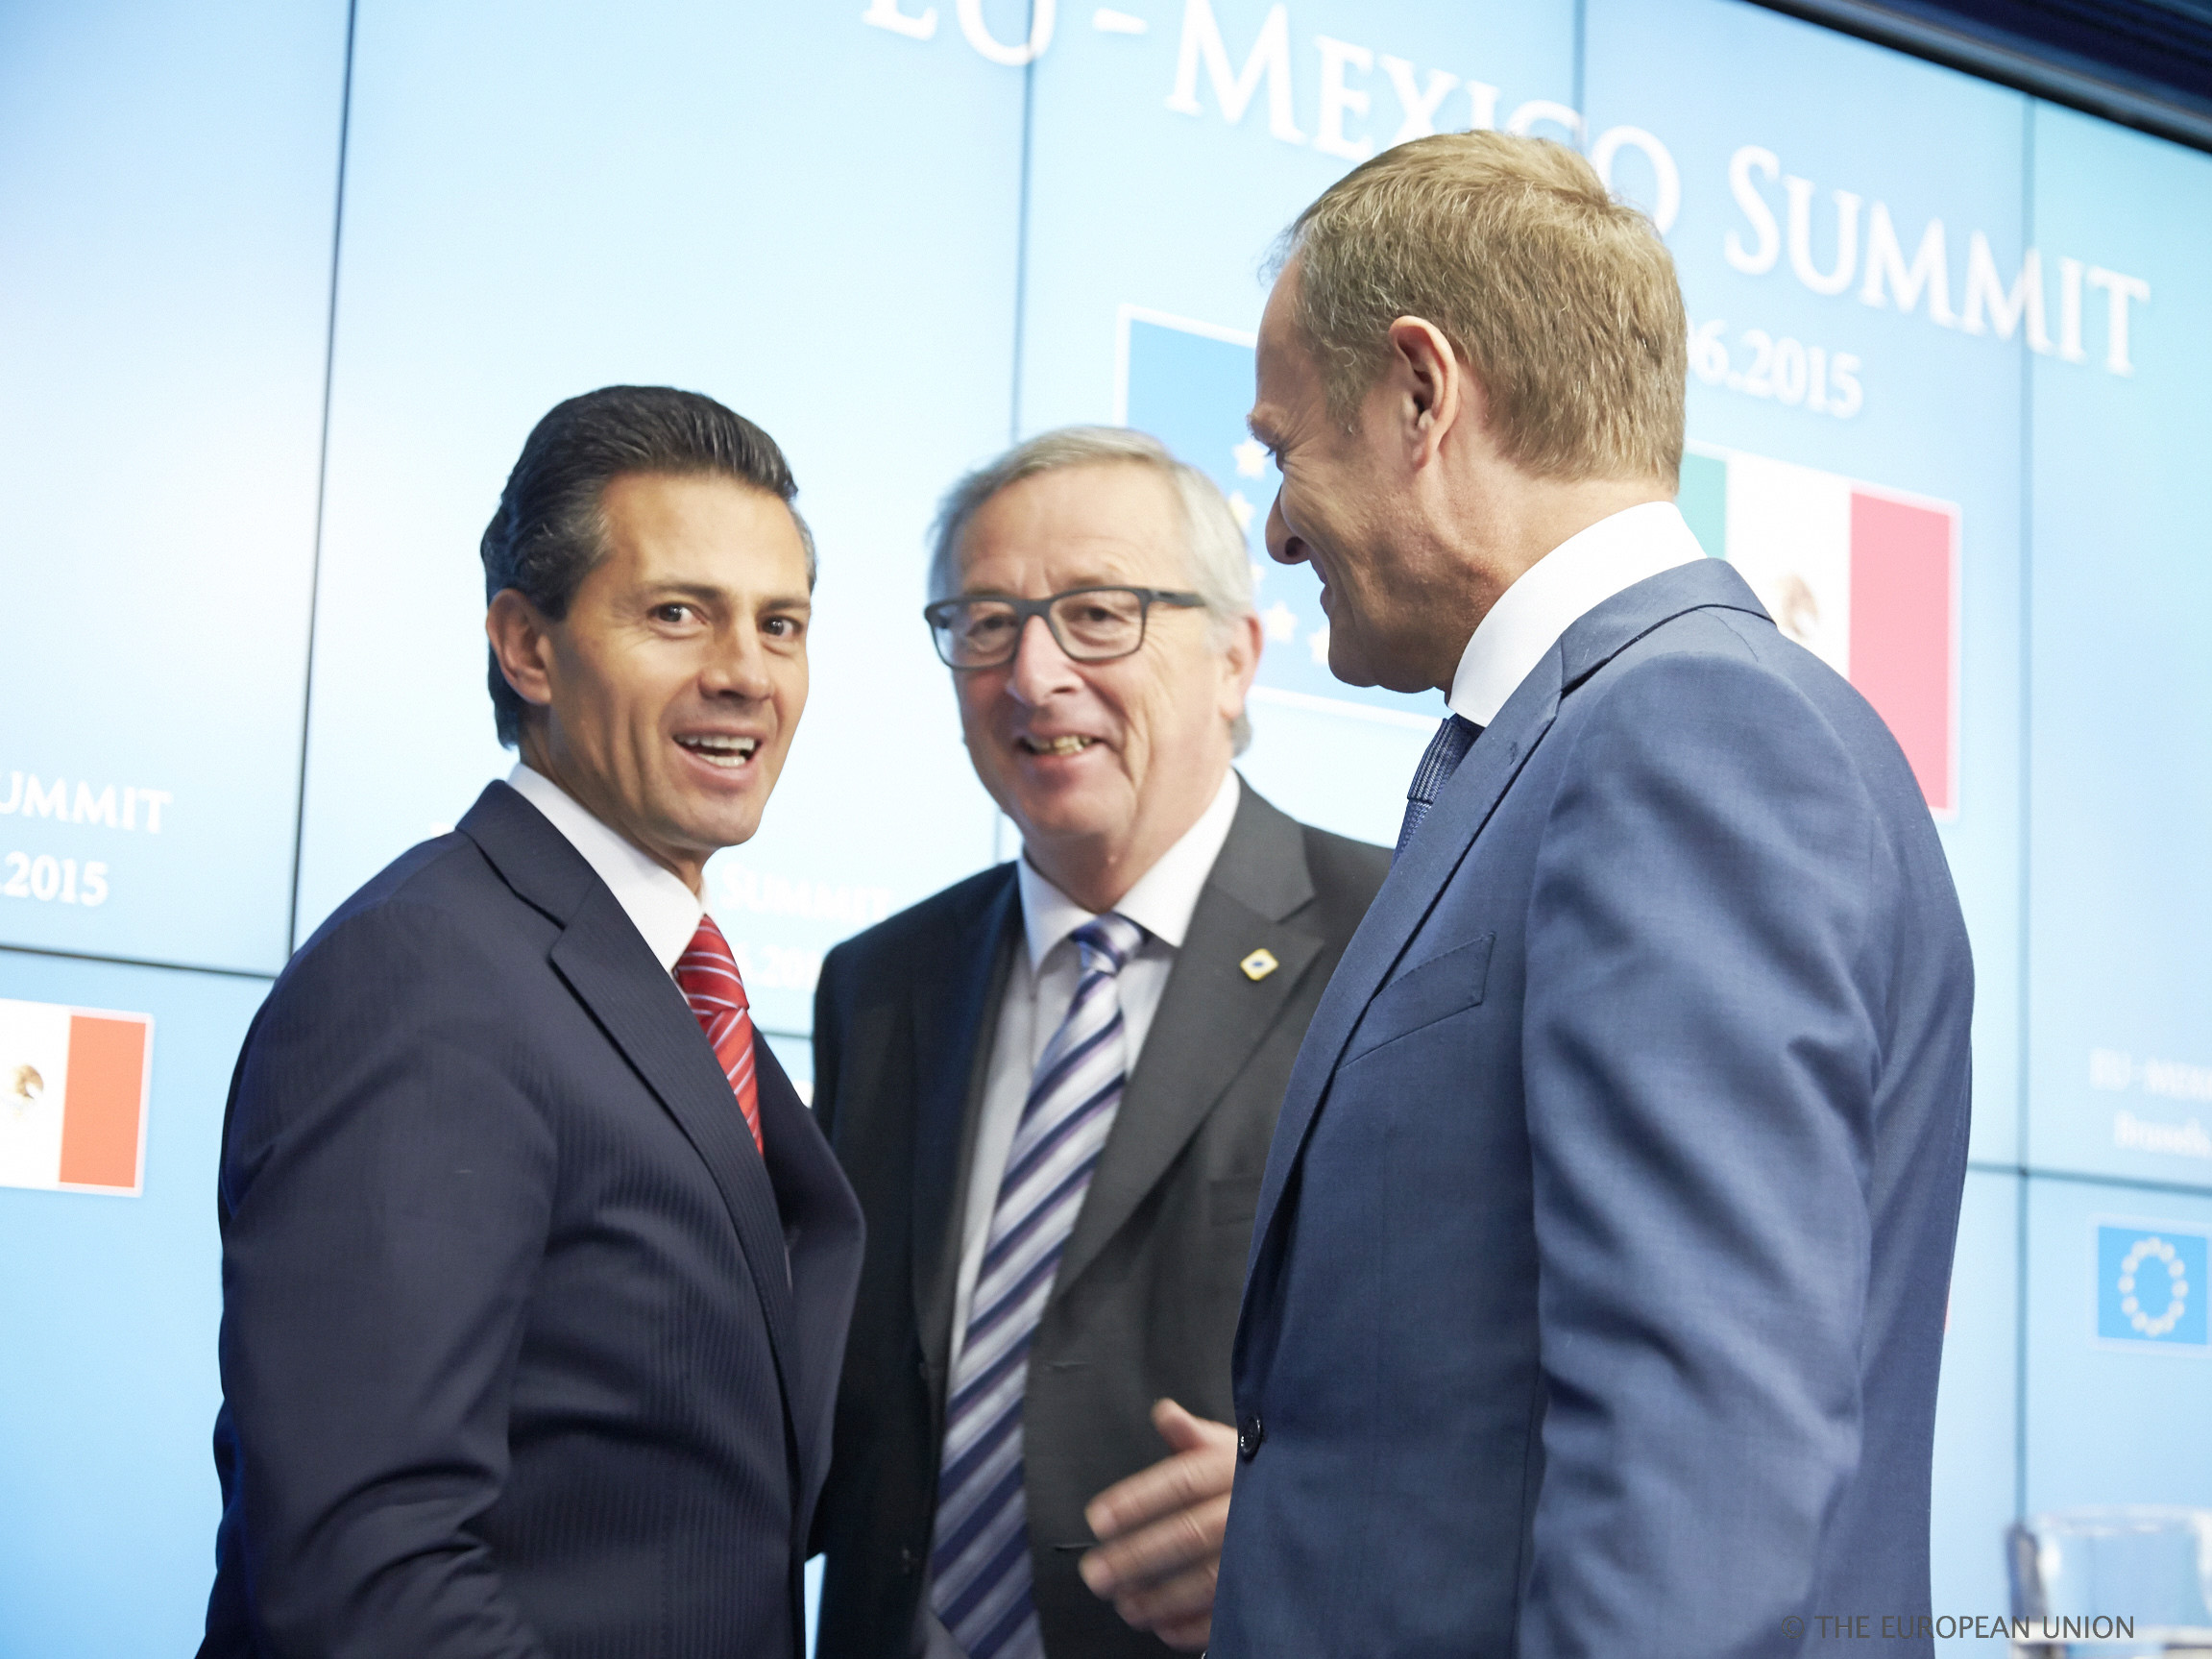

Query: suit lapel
left=1243, top=658, right=1562, bottom=1271
left=1242, top=557, right=1777, bottom=1272
left=1052, top=784, right=1323, bottom=1306
left=754, top=1037, right=864, bottom=1525
left=547, top=887, right=803, bottom=1397
left=910, top=871, right=1021, bottom=1390
left=461, top=785, right=805, bottom=1447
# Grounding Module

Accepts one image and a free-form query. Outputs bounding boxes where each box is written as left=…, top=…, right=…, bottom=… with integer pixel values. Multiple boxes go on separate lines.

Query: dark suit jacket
left=810, top=780, right=1388, bottom=1658
left=200, top=781, right=864, bottom=1659
left=1213, top=560, right=1974, bottom=1659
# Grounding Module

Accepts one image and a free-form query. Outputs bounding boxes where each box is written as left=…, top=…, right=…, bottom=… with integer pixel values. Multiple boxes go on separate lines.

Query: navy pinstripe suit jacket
left=200, top=781, right=863, bottom=1659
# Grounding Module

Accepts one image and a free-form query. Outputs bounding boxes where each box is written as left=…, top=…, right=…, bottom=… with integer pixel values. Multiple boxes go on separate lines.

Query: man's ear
left=486, top=589, right=557, bottom=714
left=1219, top=609, right=1264, bottom=724
left=1385, top=315, right=1471, bottom=466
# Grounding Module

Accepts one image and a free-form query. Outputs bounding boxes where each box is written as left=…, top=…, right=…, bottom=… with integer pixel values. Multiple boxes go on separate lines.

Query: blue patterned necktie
left=931, top=912, right=1146, bottom=1659
left=1396, top=714, right=1483, bottom=861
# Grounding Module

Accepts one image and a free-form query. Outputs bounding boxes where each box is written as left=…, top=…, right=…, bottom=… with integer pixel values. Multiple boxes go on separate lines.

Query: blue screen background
left=4, top=3, right=2208, bottom=1652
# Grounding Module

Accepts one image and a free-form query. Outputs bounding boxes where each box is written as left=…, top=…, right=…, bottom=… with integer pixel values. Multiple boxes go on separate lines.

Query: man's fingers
left=1083, top=1412, right=1237, bottom=1542
left=1084, top=1446, right=1228, bottom=1541
left=1107, top=1557, right=1220, bottom=1627
left=1079, top=1402, right=1236, bottom=1645
left=1079, top=1494, right=1228, bottom=1598
left=1152, top=1613, right=1213, bottom=1652
left=1150, top=1396, right=1213, bottom=1453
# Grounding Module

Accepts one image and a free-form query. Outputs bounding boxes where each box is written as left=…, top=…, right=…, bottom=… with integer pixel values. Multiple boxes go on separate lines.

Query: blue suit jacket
left=1212, top=559, right=1972, bottom=1659
left=200, top=782, right=864, bottom=1659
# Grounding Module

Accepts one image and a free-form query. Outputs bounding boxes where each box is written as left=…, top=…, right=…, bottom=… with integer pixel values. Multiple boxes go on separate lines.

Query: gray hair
left=928, top=426, right=1258, bottom=751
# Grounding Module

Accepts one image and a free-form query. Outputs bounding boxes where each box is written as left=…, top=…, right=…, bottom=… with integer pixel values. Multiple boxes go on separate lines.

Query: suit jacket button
left=899, top=1547, right=919, bottom=1575
left=1237, top=1416, right=1264, bottom=1460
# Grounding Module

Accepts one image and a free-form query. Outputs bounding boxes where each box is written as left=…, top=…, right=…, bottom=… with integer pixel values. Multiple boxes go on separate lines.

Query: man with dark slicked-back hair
left=200, top=386, right=863, bottom=1659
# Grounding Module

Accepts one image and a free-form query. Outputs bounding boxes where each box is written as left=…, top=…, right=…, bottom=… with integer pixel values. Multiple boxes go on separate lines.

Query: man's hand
left=1078, top=1399, right=1238, bottom=1651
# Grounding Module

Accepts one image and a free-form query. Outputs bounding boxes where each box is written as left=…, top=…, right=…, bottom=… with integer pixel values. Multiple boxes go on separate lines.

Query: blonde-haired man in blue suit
left=1214, top=133, right=1972, bottom=1659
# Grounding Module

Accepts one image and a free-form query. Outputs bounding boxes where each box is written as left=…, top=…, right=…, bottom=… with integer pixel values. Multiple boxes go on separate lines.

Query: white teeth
left=678, top=735, right=759, bottom=768
left=1022, top=734, right=1096, bottom=756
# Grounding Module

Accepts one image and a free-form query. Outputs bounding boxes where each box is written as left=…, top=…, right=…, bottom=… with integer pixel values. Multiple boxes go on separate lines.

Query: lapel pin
left=1239, top=947, right=1279, bottom=982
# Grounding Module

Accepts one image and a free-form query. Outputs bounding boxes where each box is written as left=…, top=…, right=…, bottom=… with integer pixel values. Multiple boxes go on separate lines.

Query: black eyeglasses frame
left=921, top=585, right=1207, bottom=670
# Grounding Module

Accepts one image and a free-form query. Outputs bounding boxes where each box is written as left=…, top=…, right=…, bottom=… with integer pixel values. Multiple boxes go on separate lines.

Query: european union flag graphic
left=1115, top=306, right=1437, bottom=720
left=2097, top=1224, right=2210, bottom=1349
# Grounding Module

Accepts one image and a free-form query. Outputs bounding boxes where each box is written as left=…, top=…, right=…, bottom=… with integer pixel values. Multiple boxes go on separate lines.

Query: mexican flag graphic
left=0, top=997, right=152, bottom=1196
left=1678, top=444, right=1960, bottom=817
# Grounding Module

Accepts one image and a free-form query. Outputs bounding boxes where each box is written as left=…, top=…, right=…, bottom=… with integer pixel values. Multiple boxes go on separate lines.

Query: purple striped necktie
left=930, top=912, right=1145, bottom=1659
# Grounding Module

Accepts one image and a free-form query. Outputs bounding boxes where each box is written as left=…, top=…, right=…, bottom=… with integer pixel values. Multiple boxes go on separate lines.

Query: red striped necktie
left=674, top=915, right=762, bottom=1156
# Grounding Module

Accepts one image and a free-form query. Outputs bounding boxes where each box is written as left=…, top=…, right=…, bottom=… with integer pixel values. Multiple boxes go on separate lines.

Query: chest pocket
left=1342, top=932, right=1496, bottom=1067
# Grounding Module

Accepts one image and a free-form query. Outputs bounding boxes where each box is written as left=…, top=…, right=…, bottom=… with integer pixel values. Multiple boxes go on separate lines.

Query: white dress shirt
left=506, top=764, right=706, bottom=976
left=944, top=768, right=1243, bottom=1375
left=1446, top=500, right=1708, bottom=726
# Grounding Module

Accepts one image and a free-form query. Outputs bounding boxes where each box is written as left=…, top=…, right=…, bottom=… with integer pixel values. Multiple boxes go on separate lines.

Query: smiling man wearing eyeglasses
left=808, top=427, right=1389, bottom=1659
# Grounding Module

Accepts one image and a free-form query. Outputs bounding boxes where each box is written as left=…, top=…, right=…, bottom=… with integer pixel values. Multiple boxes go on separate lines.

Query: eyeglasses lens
left=936, top=591, right=1148, bottom=666
left=1048, top=591, right=1144, bottom=658
left=943, top=603, right=1019, bottom=666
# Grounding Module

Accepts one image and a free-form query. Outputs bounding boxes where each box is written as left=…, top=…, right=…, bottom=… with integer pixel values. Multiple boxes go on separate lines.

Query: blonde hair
left=1280, top=131, right=1686, bottom=484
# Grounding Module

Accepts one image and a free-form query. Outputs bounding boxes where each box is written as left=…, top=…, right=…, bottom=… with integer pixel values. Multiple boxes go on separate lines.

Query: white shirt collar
left=506, top=764, right=706, bottom=975
left=1016, top=769, right=1242, bottom=970
left=1446, top=500, right=1707, bottom=726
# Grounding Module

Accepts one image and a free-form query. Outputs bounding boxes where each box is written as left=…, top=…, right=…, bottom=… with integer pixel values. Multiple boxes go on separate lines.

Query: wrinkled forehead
left=1251, top=273, right=1327, bottom=435
left=1257, top=252, right=1303, bottom=345
left=954, top=462, right=1193, bottom=597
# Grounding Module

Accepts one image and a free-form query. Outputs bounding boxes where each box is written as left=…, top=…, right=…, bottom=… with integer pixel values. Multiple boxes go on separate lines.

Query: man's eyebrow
left=643, top=581, right=812, bottom=610
left=1245, top=415, right=1279, bottom=447
left=959, top=574, right=1125, bottom=598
